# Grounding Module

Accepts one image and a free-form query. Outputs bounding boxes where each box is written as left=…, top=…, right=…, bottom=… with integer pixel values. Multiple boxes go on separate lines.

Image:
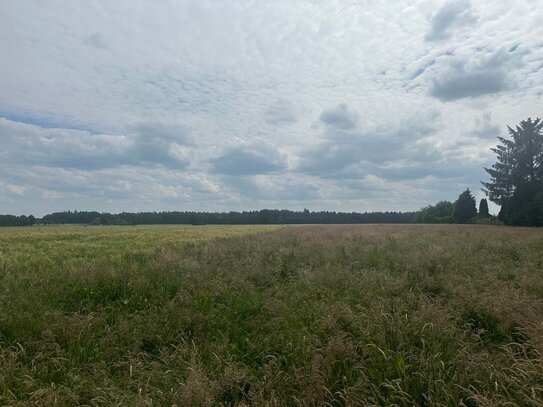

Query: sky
left=1, top=0, right=542, bottom=216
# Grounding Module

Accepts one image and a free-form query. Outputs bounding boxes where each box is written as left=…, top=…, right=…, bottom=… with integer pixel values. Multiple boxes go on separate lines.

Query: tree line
left=0, top=209, right=416, bottom=226
left=0, top=196, right=490, bottom=227
left=0, top=214, right=37, bottom=227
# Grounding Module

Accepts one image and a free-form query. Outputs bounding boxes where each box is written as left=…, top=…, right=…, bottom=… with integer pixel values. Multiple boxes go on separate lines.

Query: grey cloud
left=301, top=106, right=441, bottom=180
left=130, top=140, right=189, bottom=169
left=265, top=100, right=297, bottom=125
left=319, top=104, right=360, bottom=130
left=221, top=175, right=320, bottom=201
left=410, top=58, right=437, bottom=80
left=132, top=122, right=192, bottom=144
left=430, top=48, right=526, bottom=100
left=425, top=0, right=478, bottom=42
left=212, top=141, right=287, bottom=176
left=130, top=122, right=193, bottom=168
left=431, top=71, right=506, bottom=100
left=472, top=112, right=501, bottom=139
left=378, top=159, right=483, bottom=182
left=300, top=144, right=361, bottom=177
left=0, top=118, right=192, bottom=171
left=1, top=119, right=127, bottom=170
left=83, top=33, right=109, bottom=50
left=1, top=162, right=227, bottom=215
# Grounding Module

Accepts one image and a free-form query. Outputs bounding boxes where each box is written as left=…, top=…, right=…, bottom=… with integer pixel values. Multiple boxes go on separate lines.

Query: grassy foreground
left=1, top=225, right=543, bottom=406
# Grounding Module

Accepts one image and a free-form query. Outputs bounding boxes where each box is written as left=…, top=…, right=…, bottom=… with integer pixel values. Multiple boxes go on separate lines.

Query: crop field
left=1, top=224, right=543, bottom=406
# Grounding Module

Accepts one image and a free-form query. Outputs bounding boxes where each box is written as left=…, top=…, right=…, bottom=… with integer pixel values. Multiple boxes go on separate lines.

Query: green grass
left=1, top=224, right=543, bottom=406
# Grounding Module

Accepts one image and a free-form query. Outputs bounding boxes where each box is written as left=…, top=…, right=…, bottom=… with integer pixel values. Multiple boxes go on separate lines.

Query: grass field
left=1, top=224, right=543, bottom=406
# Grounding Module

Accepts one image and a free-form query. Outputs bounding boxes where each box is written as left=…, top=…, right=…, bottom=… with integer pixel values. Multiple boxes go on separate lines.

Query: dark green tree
left=478, top=198, right=490, bottom=218
left=482, top=118, right=543, bottom=225
left=504, top=182, right=543, bottom=226
left=414, top=201, right=454, bottom=223
left=453, top=189, right=477, bottom=223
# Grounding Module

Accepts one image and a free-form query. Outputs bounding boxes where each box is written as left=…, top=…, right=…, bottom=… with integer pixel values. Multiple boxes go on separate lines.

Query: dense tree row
left=0, top=209, right=417, bottom=226
left=35, top=209, right=416, bottom=225
left=0, top=215, right=36, bottom=226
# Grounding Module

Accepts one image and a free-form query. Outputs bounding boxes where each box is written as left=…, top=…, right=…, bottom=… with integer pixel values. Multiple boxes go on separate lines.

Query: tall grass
left=1, top=224, right=542, bottom=406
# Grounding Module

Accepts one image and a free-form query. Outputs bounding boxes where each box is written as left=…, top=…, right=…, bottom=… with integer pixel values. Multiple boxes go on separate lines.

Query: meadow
left=1, top=224, right=542, bottom=406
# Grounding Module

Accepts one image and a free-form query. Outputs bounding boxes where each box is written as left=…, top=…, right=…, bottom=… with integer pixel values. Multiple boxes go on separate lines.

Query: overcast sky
left=1, top=0, right=542, bottom=216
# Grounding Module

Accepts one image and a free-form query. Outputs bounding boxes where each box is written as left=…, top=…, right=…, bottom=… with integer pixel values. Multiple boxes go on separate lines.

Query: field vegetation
left=1, top=224, right=543, bottom=406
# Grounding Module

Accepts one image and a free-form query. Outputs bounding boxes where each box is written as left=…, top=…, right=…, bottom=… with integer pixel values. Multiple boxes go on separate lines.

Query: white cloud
left=0, top=181, right=27, bottom=195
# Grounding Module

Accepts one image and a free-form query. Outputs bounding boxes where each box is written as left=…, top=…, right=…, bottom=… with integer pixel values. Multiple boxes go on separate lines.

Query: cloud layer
left=425, top=0, right=478, bottom=42
left=0, top=0, right=542, bottom=215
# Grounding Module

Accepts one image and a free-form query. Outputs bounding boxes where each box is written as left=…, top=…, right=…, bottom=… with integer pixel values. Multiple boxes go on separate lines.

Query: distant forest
left=0, top=209, right=416, bottom=226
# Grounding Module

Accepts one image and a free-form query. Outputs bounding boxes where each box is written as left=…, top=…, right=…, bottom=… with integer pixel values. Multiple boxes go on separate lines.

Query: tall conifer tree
left=482, top=118, right=543, bottom=225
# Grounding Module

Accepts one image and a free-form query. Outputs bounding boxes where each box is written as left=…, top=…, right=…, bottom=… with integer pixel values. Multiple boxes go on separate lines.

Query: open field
left=1, top=224, right=543, bottom=406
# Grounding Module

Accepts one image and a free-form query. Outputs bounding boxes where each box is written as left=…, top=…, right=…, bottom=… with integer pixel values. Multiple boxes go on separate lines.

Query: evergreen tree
left=453, top=189, right=477, bottom=224
left=482, top=118, right=543, bottom=225
left=503, top=182, right=543, bottom=226
left=478, top=198, right=490, bottom=218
